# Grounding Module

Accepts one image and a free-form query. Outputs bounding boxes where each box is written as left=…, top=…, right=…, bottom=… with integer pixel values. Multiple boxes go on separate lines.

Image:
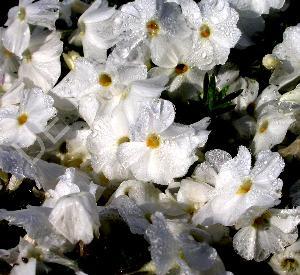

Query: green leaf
left=219, top=89, right=243, bottom=104
left=202, top=73, right=209, bottom=103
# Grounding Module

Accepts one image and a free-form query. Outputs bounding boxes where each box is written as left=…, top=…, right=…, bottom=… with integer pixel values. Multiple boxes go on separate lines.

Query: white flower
left=269, top=240, right=300, bottom=274
left=88, top=107, right=132, bottom=181
left=269, top=24, right=300, bottom=87
left=0, top=87, right=56, bottom=148
left=0, top=72, right=18, bottom=97
left=148, top=41, right=206, bottom=93
left=227, top=77, right=259, bottom=112
left=179, top=0, right=241, bottom=70
left=0, top=28, right=19, bottom=73
left=43, top=168, right=102, bottom=207
left=52, top=57, right=167, bottom=125
left=177, top=148, right=232, bottom=214
left=253, top=107, right=295, bottom=154
left=0, top=80, right=25, bottom=107
left=49, top=192, right=100, bottom=244
left=233, top=207, right=300, bottom=261
left=62, top=122, right=92, bottom=169
left=145, top=212, right=227, bottom=275
left=232, top=85, right=296, bottom=152
left=10, top=258, right=36, bottom=275
left=18, top=29, right=63, bottom=92
left=115, top=0, right=190, bottom=65
left=228, top=0, right=285, bottom=15
left=251, top=86, right=296, bottom=153
left=193, top=146, right=285, bottom=226
left=280, top=83, right=300, bottom=105
left=3, top=0, right=59, bottom=57
left=118, top=99, right=210, bottom=185
left=69, top=0, right=120, bottom=63
left=111, top=180, right=185, bottom=217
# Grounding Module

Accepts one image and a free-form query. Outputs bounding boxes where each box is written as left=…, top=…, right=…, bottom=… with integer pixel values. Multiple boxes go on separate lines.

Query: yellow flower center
left=99, top=73, right=112, bottom=87
left=17, top=113, right=28, bottom=125
left=117, top=136, right=130, bottom=145
left=146, top=20, right=160, bottom=37
left=199, top=24, right=211, bottom=38
left=3, top=48, right=13, bottom=58
left=281, top=258, right=299, bottom=272
left=175, top=64, right=189, bottom=75
left=259, top=120, right=269, bottom=133
left=99, top=172, right=110, bottom=185
left=236, top=179, right=252, bottom=195
left=79, top=22, right=86, bottom=36
left=146, top=133, right=160, bottom=149
left=23, top=50, right=32, bottom=63
left=18, top=7, right=26, bottom=21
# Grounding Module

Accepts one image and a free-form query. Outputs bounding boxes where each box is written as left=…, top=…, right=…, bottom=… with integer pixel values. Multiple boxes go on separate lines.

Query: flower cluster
left=0, top=0, right=299, bottom=274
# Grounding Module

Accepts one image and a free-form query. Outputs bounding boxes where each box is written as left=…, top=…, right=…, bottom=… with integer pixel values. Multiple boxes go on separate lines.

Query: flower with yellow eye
left=88, top=107, right=132, bottom=181
left=0, top=87, right=56, bottom=148
left=178, top=0, right=241, bottom=70
left=69, top=0, right=120, bottom=63
left=18, top=29, right=63, bottom=92
left=193, top=146, right=285, bottom=226
left=114, top=0, right=190, bottom=67
left=270, top=239, right=300, bottom=274
left=118, top=99, right=210, bottom=185
left=233, top=206, right=300, bottom=262
left=268, top=24, right=300, bottom=88
left=3, top=0, right=59, bottom=57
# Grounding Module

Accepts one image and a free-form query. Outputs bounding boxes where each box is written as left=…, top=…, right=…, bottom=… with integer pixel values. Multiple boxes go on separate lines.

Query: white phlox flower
left=228, top=0, right=285, bottom=16
left=233, top=85, right=296, bottom=153
left=69, top=0, right=120, bottom=63
left=268, top=24, right=300, bottom=88
left=59, top=122, right=92, bottom=170
left=177, top=148, right=232, bottom=215
left=10, top=257, right=37, bottom=275
left=52, top=57, right=167, bottom=125
left=227, top=0, right=285, bottom=47
left=118, top=99, right=210, bottom=185
left=193, top=146, right=285, bottom=226
left=233, top=206, right=300, bottom=261
left=3, top=0, right=60, bottom=57
left=18, top=29, right=63, bottom=92
left=88, top=107, right=132, bottom=181
left=269, top=240, right=300, bottom=274
left=145, top=212, right=228, bottom=275
left=0, top=80, right=25, bottom=107
left=49, top=192, right=100, bottom=245
left=1, top=237, right=82, bottom=273
left=114, top=0, right=191, bottom=65
left=227, top=77, right=259, bottom=112
left=0, top=87, right=56, bottom=148
left=43, top=167, right=102, bottom=207
left=0, top=28, right=19, bottom=73
left=110, top=180, right=185, bottom=217
left=252, top=85, right=296, bottom=154
left=178, top=0, right=241, bottom=70
left=148, top=40, right=207, bottom=93
left=0, top=72, right=18, bottom=96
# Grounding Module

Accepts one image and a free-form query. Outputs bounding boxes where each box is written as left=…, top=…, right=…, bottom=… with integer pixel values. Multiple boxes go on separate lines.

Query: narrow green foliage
left=200, top=73, right=243, bottom=116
